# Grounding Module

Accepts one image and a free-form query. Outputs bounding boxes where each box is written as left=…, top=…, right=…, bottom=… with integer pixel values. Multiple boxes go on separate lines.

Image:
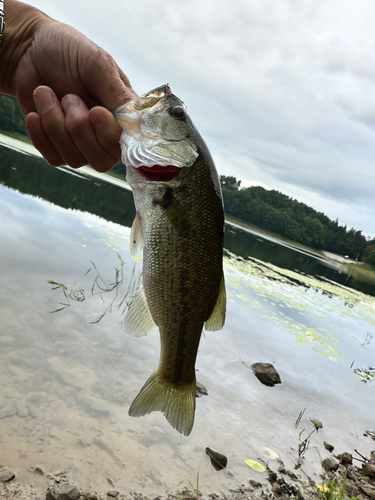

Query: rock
left=359, top=485, right=375, bottom=500
left=272, top=483, right=282, bottom=496
left=278, top=467, right=298, bottom=480
left=322, top=457, right=339, bottom=472
left=46, top=484, right=80, bottom=500
left=250, top=363, right=282, bottom=387
left=324, top=441, right=334, bottom=452
left=29, top=466, right=45, bottom=475
left=362, top=464, right=375, bottom=478
left=0, top=404, right=17, bottom=419
left=309, top=418, right=323, bottom=431
left=205, top=447, right=228, bottom=471
left=338, top=452, right=352, bottom=466
left=345, top=481, right=361, bottom=498
left=196, top=381, right=208, bottom=397
left=106, top=492, right=119, bottom=498
left=16, top=403, right=29, bottom=418
left=249, top=480, right=262, bottom=489
left=0, top=468, right=16, bottom=483
left=81, top=491, right=98, bottom=500
left=371, top=451, right=375, bottom=464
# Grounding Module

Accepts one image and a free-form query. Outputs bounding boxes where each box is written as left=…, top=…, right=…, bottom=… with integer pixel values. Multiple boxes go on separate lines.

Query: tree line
left=1, top=94, right=373, bottom=264
left=220, top=175, right=375, bottom=263
left=0, top=94, right=29, bottom=136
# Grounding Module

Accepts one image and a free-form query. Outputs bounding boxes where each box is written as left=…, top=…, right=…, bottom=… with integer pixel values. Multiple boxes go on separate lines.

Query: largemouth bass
left=115, top=85, right=226, bottom=436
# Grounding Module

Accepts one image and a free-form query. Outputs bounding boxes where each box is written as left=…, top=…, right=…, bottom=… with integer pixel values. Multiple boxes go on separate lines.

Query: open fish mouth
left=115, top=84, right=199, bottom=175
left=138, top=165, right=181, bottom=181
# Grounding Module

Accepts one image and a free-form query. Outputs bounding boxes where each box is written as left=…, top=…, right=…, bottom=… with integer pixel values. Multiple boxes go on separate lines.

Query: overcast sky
left=27, top=0, right=375, bottom=237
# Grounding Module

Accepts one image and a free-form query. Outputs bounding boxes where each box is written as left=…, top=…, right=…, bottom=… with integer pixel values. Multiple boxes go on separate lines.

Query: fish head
left=115, top=85, right=199, bottom=183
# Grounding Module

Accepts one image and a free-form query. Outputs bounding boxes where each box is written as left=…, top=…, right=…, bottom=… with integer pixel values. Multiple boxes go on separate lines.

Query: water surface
left=0, top=136, right=374, bottom=495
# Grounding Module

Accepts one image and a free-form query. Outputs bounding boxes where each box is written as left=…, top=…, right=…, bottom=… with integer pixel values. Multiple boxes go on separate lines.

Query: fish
left=115, top=84, right=226, bottom=436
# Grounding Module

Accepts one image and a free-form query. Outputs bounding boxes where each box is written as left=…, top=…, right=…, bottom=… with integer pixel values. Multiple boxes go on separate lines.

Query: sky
left=26, top=0, right=375, bottom=237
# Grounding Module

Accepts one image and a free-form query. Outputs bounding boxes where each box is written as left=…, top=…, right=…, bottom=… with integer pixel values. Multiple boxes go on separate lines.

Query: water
left=0, top=135, right=374, bottom=495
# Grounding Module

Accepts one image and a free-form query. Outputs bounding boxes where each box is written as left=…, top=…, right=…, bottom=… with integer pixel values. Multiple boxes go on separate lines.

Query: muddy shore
left=1, top=442, right=375, bottom=500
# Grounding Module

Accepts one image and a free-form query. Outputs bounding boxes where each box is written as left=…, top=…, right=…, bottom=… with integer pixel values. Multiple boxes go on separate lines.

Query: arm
left=0, top=0, right=136, bottom=170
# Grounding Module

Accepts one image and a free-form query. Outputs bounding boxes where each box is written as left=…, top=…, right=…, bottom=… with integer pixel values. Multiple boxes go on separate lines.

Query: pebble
left=81, top=490, right=98, bottom=500
left=205, top=447, right=228, bottom=471
left=362, top=464, right=375, bottom=478
left=322, top=457, right=339, bottom=472
left=250, top=362, right=282, bottom=387
left=249, top=480, right=262, bottom=489
left=324, top=441, right=334, bottom=452
left=107, top=491, right=119, bottom=498
left=0, top=404, right=17, bottom=419
left=0, top=468, right=16, bottom=483
left=16, top=403, right=29, bottom=418
left=196, top=381, right=208, bottom=397
left=46, top=484, right=80, bottom=500
left=338, top=452, right=353, bottom=466
left=309, top=418, right=323, bottom=430
left=29, top=466, right=45, bottom=475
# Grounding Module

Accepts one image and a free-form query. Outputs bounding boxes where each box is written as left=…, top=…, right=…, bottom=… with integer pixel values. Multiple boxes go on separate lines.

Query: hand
left=1, top=1, right=136, bottom=171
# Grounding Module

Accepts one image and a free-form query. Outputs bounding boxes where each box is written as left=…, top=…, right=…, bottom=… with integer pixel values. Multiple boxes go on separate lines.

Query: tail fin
left=128, top=371, right=196, bottom=436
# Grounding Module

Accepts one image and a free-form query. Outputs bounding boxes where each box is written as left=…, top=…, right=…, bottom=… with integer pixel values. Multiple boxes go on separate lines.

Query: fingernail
left=33, top=87, right=55, bottom=114
left=61, top=94, right=81, bottom=114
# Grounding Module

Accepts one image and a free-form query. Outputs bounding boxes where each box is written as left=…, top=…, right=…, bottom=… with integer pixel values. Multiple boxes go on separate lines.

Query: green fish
left=115, top=84, right=226, bottom=436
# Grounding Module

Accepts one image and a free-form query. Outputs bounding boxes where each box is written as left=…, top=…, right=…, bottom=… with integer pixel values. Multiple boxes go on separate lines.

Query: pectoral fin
left=122, top=285, right=155, bottom=337
left=204, top=272, right=226, bottom=331
left=130, top=213, right=144, bottom=256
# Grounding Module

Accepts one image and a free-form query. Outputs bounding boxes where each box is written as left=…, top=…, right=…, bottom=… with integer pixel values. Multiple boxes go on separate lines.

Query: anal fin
left=122, top=285, right=155, bottom=337
left=204, top=272, right=226, bottom=331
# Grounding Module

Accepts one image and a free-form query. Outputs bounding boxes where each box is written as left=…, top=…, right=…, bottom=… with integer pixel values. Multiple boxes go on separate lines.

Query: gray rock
left=46, top=484, right=80, bottom=500
left=205, top=447, right=228, bottom=471
left=16, top=403, right=29, bottom=418
left=324, top=441, right=334, bottom=452
left=322, top=457, right=339, bottom=472
left=196, top=381, right=208, bottom=397
left=345, top=481, right=361, bottom=498
left=0, top=404, right=16, bottom=419
left=359, top=485, right=375, bottom=500
left=106, top=492, right=119, bottom=498
left=30, top=465, right=45, bottom=475
left=338, top=452, right=352, bottom=466
left=250, top=363, right=282, bottom=387
left=81, top=492, right=98, bottom=500
left=0, top=468, right=16, bottom=483
left=278, top=466, right=298, bottom=480
left=362, top=463, right=375, bottom=478
left=309, top=418, right=323, bottom=431
left=272, top=483, right=283, bottom=496
left=249, top=480, right=262, bottom=489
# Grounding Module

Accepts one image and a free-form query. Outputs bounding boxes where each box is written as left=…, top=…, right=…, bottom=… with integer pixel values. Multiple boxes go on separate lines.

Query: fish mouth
left=138, top=165, right=181, bottom=181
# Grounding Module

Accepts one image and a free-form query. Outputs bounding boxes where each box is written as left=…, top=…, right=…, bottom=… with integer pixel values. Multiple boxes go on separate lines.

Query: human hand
left=1, top=1, right=136, bottom=171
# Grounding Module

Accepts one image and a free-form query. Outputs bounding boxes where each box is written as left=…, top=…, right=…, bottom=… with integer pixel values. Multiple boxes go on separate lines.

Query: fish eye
left=169, top=106, right=186, bottom=120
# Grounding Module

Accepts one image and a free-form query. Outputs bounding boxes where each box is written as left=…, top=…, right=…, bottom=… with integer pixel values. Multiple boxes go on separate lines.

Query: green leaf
left=244, top=459, right=266, bottom=472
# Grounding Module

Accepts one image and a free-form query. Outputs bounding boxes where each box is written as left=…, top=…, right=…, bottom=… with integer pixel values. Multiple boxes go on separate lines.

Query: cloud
left=27, top=0, right=375, bottom=236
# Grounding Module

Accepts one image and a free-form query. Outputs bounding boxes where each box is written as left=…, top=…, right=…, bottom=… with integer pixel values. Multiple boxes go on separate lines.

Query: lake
left=0, top=134, right=374, bottom=495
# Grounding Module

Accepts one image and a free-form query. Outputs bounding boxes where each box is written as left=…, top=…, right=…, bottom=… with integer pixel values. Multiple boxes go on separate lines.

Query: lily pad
left=244, top=459, right=266, bottom=472
left=259, top=447, right=279, bottom=460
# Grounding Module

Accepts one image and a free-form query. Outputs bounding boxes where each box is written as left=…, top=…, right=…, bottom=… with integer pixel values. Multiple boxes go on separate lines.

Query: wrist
left=0, top=0, right=51, bottom=95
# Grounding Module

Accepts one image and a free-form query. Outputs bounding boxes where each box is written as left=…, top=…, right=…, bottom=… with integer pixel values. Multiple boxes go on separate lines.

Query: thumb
left=82, top=49, right=137, bottom=111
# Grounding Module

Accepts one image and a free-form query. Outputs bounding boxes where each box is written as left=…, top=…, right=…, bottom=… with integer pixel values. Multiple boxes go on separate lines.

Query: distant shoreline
left=1, top=132, right=374, bottom=283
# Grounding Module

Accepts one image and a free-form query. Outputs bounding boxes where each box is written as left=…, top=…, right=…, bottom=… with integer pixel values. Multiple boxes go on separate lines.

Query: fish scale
left=115, top=84, right=226, bottom=435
